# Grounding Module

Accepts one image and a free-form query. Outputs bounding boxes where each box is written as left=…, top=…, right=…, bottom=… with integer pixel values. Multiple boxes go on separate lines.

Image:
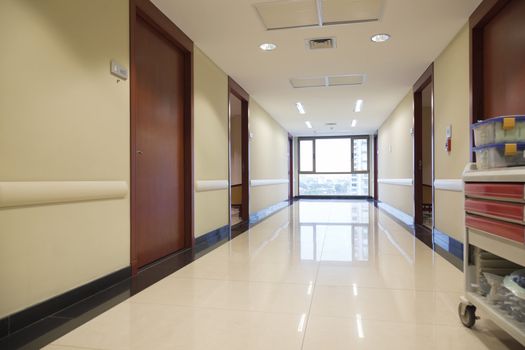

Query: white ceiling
left=152, top=0, right=481, bottom=136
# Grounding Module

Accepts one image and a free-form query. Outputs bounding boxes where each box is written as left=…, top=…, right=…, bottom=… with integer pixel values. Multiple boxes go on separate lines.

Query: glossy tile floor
left=45, top=201, right=524, bottom=350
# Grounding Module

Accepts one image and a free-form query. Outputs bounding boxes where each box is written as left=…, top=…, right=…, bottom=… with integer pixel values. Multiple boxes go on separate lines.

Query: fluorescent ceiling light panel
left=351, top=119, right=357, bottom=127
left=305, top=121, right=312, bottom=128
left=296, top=102, right=306, bottom=114
left=354, top=99, right=363, bottom=112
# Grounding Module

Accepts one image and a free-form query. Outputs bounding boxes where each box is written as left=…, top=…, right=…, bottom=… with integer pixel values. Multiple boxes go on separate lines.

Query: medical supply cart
left=459, top=163, right=525, bottom=346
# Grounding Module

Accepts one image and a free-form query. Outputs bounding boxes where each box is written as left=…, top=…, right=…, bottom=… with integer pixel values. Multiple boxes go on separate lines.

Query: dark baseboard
left=194, top=225, right=230, bottom=251
left=375, top=200, right=415, bottom=229
left=231, top=199, right=294, bottom=238
left=374, top=200, right=464, bottom=271
left=0, top=318, right=7, bottom=340
left=433, top=229, right=464, bottom=270
left=249, top=200, right=290, bottom=223
left=0, top=266, right=131, bottom=339
left=414, top=224, right=433, bottom=248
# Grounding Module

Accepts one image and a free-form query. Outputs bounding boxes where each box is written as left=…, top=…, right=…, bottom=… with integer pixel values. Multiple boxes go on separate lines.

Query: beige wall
left=193, top=47, right=229, bottom=237
left=0, top=0, right=130, bottom=318
left=377, top=92, right=414, bottom=216
left=377, top=24, right=470, bottom=243
left=433, top=24, right=470, bottom=242
left=249, top=100, right=289, bottom=213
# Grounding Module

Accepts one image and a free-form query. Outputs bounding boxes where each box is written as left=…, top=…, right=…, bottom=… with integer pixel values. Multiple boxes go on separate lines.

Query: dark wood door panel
left=134, top=15, right=185, bottom=268
left=483, top=0, right=525, bottom=118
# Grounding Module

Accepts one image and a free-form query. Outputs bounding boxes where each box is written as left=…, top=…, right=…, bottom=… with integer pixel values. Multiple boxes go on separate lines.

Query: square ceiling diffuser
left=290, top=74, right=365, bottom=88
left=254, top=0, right=319, bottom=30
left=322, top=0, right=383, bottom=25
left=290, top=76, right=327, bottom=88
left=255, top=0, right=384, bottom=30
left=327, top=74, right=365, bottom=86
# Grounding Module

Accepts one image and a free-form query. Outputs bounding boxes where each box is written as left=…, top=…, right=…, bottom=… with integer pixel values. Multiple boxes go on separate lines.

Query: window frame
left=298, top=135, right=371, bottom=196
left=298, top=136, right=370, bottom=174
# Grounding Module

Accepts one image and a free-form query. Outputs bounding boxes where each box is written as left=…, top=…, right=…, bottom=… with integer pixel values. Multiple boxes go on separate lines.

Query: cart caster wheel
left=458, top=304, right=477, bottom=328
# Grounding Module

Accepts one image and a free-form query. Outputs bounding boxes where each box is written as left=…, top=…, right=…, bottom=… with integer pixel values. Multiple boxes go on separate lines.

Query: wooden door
left=133, top=15, right=186, bottom=268
left=289, top=135, right=294, bottom=200
left=228, top=78, right=250, bottom=223
left=413, top=64, right=434, bottom=228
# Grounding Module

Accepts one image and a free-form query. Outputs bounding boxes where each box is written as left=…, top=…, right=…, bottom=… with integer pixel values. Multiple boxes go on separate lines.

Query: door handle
left=137, top=150, right=143, bottom=155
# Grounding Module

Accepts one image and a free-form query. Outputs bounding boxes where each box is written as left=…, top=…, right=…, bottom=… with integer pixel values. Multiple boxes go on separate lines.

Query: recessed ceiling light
left=354, top=99, right=363, bottom=112
left=371, top=33, right=390, bottom=43
left=305, top=121, right=312, bottom=129
left=259, top=43, right=277, bottom=51
left=296, top=102, right=306, bottom=114
left=351, top=119, right=357, bottom=127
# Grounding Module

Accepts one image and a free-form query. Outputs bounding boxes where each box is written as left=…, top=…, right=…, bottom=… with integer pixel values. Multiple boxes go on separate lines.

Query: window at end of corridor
left=299, top=137, right=370, bottom=196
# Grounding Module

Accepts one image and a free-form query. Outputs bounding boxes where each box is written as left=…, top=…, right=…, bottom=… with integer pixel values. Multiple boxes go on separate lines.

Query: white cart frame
left=459, top=164, right=525, bottom=346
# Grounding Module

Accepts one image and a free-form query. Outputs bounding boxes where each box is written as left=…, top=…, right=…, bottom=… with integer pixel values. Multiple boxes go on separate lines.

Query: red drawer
left=466, top=214, right=525, bottom=244
left=465, top=183, right=525, bottom=202
left=465, top=199, right=524, bottom=223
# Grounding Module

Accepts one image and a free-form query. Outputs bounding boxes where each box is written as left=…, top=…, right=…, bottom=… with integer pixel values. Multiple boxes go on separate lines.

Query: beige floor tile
left=302, top=316, right=524, bottom=350
left=53, top=302, right=305, bottom=350
left=132, top=277, right=313, bottom=314
left=46, top=201, right=522, bottom=349
left=317, top=253, right=463, bottom=292
left=310, top=285, right=461, bottom=326
left=173, top=259, right=318, bottom=284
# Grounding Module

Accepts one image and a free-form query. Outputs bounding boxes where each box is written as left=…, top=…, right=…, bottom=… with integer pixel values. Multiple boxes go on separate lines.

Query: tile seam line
left=48, top=343, right=102, bottom=350
left=312, top=284, right=462, bottom=293
left=159, top=276, right=315, bottom=286
left=300, top=208, right=330, bottom=350
left=170, top=276, right=318, bottom=285
left=125, top=301, right=311, bottom=315
left=301, top=314, right=465, bottom=327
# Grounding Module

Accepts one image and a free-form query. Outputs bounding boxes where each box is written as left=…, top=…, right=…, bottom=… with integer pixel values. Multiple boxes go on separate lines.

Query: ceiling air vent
left=307, top=37, right=336, bottom=50
left=325, top=122, right=337, bottom=126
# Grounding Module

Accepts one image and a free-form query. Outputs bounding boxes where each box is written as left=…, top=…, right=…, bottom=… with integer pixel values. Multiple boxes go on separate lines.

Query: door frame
left=373, top=134, right=378, bottom=201
left=469, top=0, right=512, bottom=162
left=228, top=77, right=250, bottom=223
left=412, top=63, right=434, bottom=228
left=288, top=134, right=294, bottom=200
left=130, top=0, right=194, bottom=274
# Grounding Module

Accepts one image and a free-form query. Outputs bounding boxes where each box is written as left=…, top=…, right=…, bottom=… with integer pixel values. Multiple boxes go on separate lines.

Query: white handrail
left=0, top=181, right=128, bottom=208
